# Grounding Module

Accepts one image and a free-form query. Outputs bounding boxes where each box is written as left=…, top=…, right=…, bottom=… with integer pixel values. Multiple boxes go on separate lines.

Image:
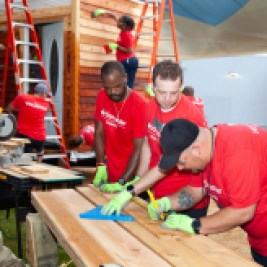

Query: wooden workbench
left=31, top=185, right=259, bottom=267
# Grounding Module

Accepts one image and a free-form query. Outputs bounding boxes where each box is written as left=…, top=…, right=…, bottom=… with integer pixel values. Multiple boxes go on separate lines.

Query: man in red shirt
left=182, top=86, right=205, bottom=118
left=7, top=83, right=50, bottom=162
left=101, top=60, right=209, bottom=220
left=143, top=118, right=267, bottom=267
left=68, top=124, right=95, bottom=148
left=93, top=60, right=147, bottom=192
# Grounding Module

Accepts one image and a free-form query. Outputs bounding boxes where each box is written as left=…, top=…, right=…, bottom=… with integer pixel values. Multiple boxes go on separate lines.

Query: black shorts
left=16, top=133, right=45, bottom=153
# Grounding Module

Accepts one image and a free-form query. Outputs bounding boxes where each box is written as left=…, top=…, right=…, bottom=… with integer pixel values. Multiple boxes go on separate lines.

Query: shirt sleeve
left=94, top=89, right=104, bottom=121
left=11, top=95, right=22, bottom=109
left=224, top=149, right=260, bottom=208
left=132, top=97, right=148, bottom=138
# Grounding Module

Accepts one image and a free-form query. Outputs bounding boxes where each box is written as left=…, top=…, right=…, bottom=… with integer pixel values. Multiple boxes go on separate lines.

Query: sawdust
left=207, top=200, right=252, bottom=260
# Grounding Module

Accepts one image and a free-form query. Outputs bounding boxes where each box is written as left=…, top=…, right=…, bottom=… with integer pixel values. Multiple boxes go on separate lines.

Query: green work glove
left=147, top=197, right=171, bottom=220
left=100, top=182, right=123, bottom=193
left=161, top=214, right=195, bottom=234
left=108, top=43, right=118, bottom=50
left=124, top=175, right=141, bottom=187
left=93, top=165, right=108, bottom=187
left=91, top=9, right=106, bottom=18
left=101, top=190, right=133, bottom=215
left=145, top=85, right=155, bottom=97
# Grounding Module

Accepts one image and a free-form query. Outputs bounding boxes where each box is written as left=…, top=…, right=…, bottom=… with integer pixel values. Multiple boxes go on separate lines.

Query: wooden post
left=26, top=213, right=58, bottom=267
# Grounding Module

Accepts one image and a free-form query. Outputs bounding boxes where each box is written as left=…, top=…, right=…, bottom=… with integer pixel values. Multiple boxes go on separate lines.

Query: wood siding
left=78, top=0, right=153, bottom=132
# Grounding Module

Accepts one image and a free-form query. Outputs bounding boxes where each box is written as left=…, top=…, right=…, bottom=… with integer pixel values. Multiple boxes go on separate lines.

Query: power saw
left=0, top=107, right=17, bottom=141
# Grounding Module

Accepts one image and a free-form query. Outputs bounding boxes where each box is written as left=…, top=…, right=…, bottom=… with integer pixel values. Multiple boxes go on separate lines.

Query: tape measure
left=99, top=264, right=123, bottom=267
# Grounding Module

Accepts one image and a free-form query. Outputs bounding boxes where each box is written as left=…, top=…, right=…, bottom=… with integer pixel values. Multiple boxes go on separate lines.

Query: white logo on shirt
left=25, top=101, right=47, bottom=111
left=101, top=109, right=126, bottom=128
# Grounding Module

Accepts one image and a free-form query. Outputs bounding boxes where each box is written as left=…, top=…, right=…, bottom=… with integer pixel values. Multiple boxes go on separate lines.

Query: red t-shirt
left=12, top=94, right=50, bottom=141
left=94, top=89, right=148, bottom=182
left=147, top=95, right=208, bottom=210
left=186, top=96, right=205, bottom=117
left=80, top=125, right=94, bottom=147
left=189, top=124, right=267, bottom=255
left=116, top=30, right=135, bottom=62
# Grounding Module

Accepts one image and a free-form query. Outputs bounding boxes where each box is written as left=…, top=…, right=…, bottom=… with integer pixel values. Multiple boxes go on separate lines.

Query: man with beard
left=93, top=61, right=147, bottom=191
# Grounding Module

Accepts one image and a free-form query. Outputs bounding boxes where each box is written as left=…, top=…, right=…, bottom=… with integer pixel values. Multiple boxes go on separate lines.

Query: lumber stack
left=31, top=185, right=260, bottom=267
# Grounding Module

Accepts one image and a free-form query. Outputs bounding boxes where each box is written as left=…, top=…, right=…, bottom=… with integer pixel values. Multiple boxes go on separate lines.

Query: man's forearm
left=199, top=205, right=256, bottom=235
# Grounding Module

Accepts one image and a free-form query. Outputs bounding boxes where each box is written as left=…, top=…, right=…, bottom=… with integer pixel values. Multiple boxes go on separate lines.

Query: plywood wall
left=78, top=0, right=153, bottom=131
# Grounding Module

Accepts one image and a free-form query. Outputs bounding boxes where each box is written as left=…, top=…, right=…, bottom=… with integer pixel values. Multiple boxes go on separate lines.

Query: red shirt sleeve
left=118, top=31, right=133, bottom=49
left=94, top=89, right=105, bottom=121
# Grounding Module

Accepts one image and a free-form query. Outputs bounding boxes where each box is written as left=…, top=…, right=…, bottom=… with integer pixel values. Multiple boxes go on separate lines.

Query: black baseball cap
left=158, top=119, right=199, bottom=171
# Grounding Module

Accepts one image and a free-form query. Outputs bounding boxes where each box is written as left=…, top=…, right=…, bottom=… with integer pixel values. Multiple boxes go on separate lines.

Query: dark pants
left=251, top=248, right=267, bottom=266
left=121, top=57, right=139, bottom=89
left=17, top=133, right=44, bottom=154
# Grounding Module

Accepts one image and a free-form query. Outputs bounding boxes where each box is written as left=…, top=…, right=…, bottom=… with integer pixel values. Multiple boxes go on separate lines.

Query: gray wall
left=182, top=55, right=267, bottom=127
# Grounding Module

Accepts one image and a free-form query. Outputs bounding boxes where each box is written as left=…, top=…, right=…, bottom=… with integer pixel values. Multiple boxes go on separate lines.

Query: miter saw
left=0, top=108, right=32, bottom=168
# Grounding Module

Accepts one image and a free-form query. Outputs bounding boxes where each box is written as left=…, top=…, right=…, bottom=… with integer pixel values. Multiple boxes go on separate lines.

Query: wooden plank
left=77, top=186, right=259, bottom=267
left=32, top=189, right=172, bottom=267
left=20, top=165, right=49, bottom=175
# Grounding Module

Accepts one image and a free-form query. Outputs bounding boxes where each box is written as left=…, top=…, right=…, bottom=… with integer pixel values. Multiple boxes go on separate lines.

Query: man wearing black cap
left=153, top=118, right=267, bottom=267
left=7, top=83, right=50, bottom=162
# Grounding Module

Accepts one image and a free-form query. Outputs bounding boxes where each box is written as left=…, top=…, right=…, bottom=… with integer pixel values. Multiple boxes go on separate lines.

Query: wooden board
left=20, top=165, right=49, bottom=175
left=32, top=189, right=172, bottom=267
left=76, top=185, right=260, bottom=267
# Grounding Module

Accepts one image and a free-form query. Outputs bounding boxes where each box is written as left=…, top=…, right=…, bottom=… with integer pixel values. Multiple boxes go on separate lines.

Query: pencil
left=147, top=189, right=165, bottom=220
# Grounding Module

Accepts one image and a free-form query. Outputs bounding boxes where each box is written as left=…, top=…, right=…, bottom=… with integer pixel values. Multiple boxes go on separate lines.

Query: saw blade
left=0, top=113, right=17, bottom=141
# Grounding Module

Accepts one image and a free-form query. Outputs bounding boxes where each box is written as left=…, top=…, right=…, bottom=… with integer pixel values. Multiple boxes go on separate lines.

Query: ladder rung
left=138, top=65, right=151, bottom=69
left=163, top=19, right=171, bottom=22
left=43, top=154, right=66, bottom=160
left=160, top=37, right=173, bottom=41
left=20, top=78, right=46, bottom=84
left=10, top=4, right=28, bottom=11
left=15, top=40, right=38, bottom=47
left=44, top=117, right=57, bottom=121
left=157, top=54, right=176, bottom=57
left=12, top=22, right=32, bottom=29
left=137, top=32, right=156, bottom=36
left=135, top=82, right=147, bottom=87
left=46, top=135, right=62, bottom=140
left=141, top=15, right=158, bottom=20
left=18, top=59, right=42, bottom=65
left=146, top=0, right=161, bottom=3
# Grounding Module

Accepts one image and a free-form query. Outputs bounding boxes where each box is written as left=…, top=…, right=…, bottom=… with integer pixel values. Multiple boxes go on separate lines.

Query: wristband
left=126, top=185, right=136, bottom=196
left=96, top=162, right=105, bottom=166
left=192, top=218, right=201, bottom=234
left=118, top=177, right=126, bottom=185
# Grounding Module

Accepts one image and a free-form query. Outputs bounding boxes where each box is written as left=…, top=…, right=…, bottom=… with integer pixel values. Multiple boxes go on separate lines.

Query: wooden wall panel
left=78, top=0, right=153, bottom=136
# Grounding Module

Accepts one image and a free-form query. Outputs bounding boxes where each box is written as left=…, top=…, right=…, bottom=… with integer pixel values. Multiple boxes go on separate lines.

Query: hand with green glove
left=147, top=197, right=171, bottom=220
left=100, top=182, right=123, bottom=193
left=91, top=9, right=106, bottom=18
left=101, top=190, right=133, bottom=215
left=161, top=214, right=195, bottom=234
left=93, top=165, right=108, bottom=187
left=124, top=175, right=140, bottom=187
left=108, top=43, right=118, bottom=50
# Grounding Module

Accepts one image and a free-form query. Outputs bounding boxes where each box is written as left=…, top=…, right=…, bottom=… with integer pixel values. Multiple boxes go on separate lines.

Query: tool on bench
left=0, top=108, right=17, bottom=141
left=99, top=264, right=123, bottom=267
left=79, top=205, right=134, bottom=222
left=147, top=189, right=165, bottom=220
left=0, top=109, right=32, bottom=167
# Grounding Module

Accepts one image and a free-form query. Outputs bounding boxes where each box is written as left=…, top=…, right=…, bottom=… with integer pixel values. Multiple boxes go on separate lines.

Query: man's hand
left=93, top=165, right=108, bottom=187
left=91, top=9, right=106, bottom=18
left=101, top=190, right=133, bottom=215
left=161, top=214, right=195, bottom=234
left=100, top=182, right=123, bottom=193
left=147, top=197, right=171, bottom=220
left=108, top=43, right=118, bottom=50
